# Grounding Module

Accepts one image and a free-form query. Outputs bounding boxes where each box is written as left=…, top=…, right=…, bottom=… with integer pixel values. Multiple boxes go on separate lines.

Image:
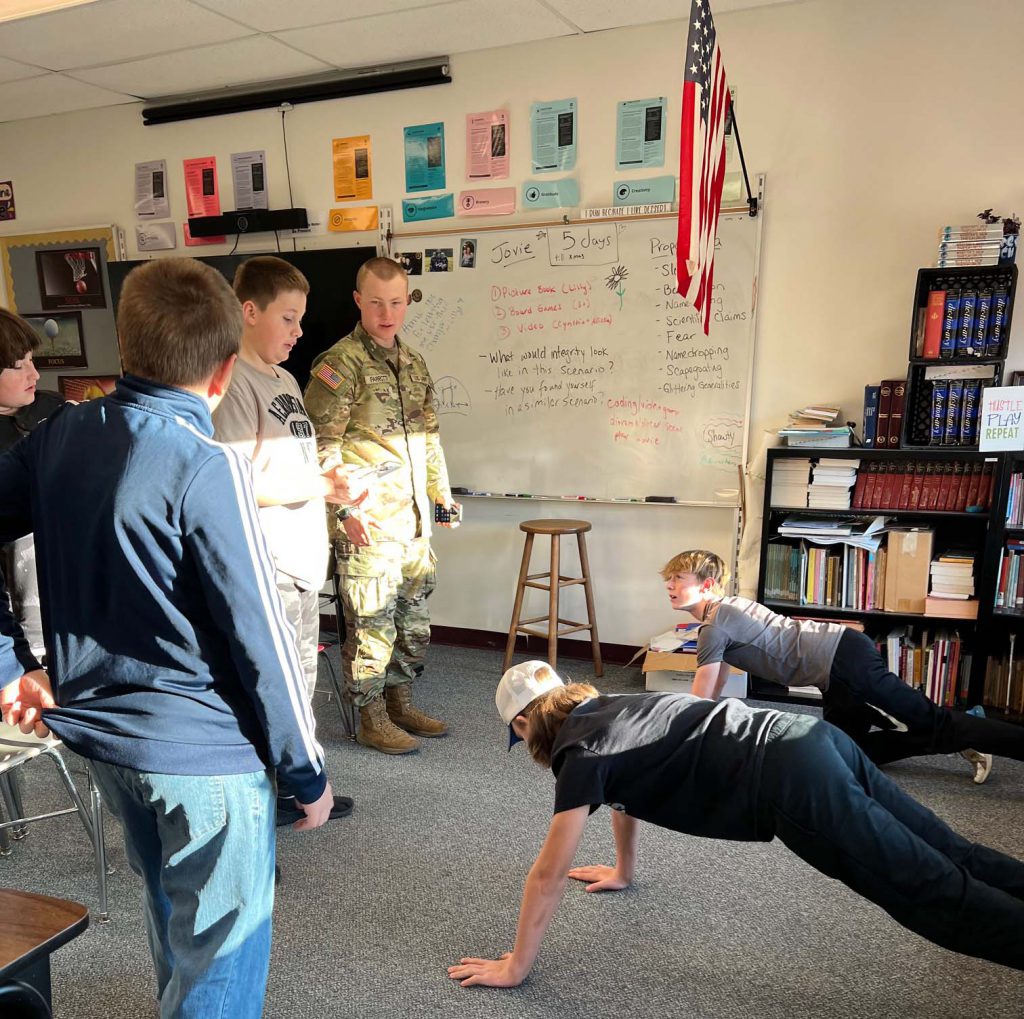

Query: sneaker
left=275, top=795, right=354, bottom=827
left=274, top=864, right=282, bottom=885
left=960, top=748, right=993, bottom=785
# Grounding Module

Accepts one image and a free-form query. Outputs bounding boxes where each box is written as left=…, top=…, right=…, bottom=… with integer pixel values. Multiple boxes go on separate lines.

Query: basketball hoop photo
left=35, top=245, right=106, bottom=310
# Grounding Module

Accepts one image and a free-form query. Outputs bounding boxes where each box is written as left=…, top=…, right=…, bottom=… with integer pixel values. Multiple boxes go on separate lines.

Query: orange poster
left=333, top=136, right=373, bottom=202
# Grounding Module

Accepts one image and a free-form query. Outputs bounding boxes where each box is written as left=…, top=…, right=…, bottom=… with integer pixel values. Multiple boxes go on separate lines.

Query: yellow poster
left=328, top=206, right=379, bottom=232
left=332, top=135, right=373, bottom=202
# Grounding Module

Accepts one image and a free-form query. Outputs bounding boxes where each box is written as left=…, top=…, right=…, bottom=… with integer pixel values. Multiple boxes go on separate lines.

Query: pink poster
left=183, top=156, right=220, bottom=218
left=466, top=111, right=509, bottom=181
left=457, top=187, right=516, bottom=217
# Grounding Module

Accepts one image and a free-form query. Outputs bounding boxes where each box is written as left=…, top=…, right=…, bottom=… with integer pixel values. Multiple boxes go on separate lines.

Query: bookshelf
left=982, top=452, right=1024, bottom=721
left=755, top=446, right=1005, bottom=710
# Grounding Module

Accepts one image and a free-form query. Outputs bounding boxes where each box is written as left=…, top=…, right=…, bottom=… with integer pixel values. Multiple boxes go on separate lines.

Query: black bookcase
left=902, top=265, right=1017, bottom=450
left=754, top=446, right=1008, bottom=712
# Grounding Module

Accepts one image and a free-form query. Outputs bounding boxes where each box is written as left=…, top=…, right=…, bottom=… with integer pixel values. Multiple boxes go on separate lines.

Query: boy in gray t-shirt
left=662, top=549, right=1024, bottom=783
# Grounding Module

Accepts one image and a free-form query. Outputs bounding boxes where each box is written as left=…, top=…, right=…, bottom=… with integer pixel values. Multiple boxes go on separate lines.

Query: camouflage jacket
left=304, top=323, right=451, bottom=545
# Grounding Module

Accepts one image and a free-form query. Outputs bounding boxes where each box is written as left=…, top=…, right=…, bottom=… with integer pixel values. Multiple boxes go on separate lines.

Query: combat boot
left=385, top=684, right=448, bottom=737
left=357, top=695, right=420, bottom=754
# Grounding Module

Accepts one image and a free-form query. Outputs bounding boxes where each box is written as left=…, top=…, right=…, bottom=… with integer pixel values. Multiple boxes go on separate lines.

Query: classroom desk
left=0, top=888, right=89, bottom=1013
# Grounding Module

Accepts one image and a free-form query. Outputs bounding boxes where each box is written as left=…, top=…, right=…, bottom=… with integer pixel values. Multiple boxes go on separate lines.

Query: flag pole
left=729, top=106, right=758, bottom=217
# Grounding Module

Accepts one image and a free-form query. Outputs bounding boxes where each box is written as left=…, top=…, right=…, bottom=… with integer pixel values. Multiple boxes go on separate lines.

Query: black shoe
left=275, top=795, right=354, bottom=827
left=274, top=864, right=282, bottom=885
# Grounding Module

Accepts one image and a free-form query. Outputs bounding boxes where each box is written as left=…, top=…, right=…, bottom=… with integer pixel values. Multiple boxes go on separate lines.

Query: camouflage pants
left=335, top=538, right=436, bottom=707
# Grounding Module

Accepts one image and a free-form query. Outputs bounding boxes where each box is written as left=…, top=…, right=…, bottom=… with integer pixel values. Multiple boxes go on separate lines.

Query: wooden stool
left=503, top=519, right=603, bottom=677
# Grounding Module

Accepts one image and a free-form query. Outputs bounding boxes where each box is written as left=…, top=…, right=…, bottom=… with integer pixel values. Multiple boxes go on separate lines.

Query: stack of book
left=808, top=459, right=859, bottom=509
left=927, top=550, right=978, bottom=619
left=770, top=457, right=811, bottom=507
left=851, top=459, right=995, bottom=512
left=995, top=539, right=1024, bottom=613
left=984, top=649, right=1024, bottom=715
left=935, top=223, right=1009, bottom=268
left=778, top=405, right=851, bottom=448
left=883, top=626, right=969, bottom=706
left=765, top=538, right=887, bottom=610
left=1005, top=470, right=1024, bottom=527
left=862, top=379, right=906, bottom=448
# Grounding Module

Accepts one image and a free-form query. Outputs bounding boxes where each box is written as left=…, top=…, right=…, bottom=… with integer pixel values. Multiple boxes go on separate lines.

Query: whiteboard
left=397, top=204, right=763, bottom=503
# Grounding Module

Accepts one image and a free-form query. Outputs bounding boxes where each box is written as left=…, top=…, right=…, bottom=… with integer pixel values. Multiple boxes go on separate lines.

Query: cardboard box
left=883, top=527, right=933, bottom=614
left=642, top=650, right=748, bottom=699
left=924, top=596, right=978, bottom=620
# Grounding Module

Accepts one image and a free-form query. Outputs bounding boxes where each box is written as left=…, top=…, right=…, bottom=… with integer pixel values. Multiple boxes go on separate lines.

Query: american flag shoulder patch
left=314, top=362, right=343, bottom=390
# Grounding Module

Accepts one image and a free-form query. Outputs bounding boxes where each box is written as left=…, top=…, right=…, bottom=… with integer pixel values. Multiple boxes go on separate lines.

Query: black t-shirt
left=551, top=693, right=784, bottom=842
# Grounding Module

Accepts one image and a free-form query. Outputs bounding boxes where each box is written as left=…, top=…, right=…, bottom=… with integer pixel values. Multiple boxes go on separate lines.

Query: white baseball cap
left=496, top=660, right=564, bottom=748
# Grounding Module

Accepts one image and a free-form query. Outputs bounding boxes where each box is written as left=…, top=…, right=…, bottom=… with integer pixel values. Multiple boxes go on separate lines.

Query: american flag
left=677, top=0, right=732, bottom=334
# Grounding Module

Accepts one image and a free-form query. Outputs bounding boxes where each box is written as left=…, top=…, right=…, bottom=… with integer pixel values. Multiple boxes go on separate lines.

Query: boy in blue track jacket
left=0, top=257, right=333, bottom=1019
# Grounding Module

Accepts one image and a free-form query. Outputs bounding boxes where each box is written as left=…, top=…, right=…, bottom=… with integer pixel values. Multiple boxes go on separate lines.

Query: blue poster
left=402, top=193, right=455, bottom=223
left=613, top=175, right=676, bottom=206
left=404, top=122, right=446, bottom=192
left=615, top=97, right=667, bottom=169
left=530, top=99, right=577, bottom=173
left=522, top=178, right=580, bottom=209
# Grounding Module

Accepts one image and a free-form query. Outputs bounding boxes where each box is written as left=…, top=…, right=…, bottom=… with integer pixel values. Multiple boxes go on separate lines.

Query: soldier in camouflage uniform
left=304, top=257, right=460, bottom=754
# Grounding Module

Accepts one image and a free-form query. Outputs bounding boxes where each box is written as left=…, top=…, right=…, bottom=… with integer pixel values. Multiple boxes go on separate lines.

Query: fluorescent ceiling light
left=0, top=0, right=101, bottom=23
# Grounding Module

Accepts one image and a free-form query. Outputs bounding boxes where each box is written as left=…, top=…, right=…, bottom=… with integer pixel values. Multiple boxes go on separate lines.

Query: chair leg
left=548, top=534, right=560, bottom=669
left=576, top=532, right=603, bottom=678
left=41, top=749, right=94, bottom=843
left=503, top=533, right=535, bottom=673
left=0, top=795, right=10, bottom=856
left=6, top=771, right=27, bottom=838
left=0, top=774, right=26, bottom=841
left=88, top=765, right=110, bottom=924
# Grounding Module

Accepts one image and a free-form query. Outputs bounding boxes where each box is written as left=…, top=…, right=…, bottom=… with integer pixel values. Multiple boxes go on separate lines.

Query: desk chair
left=0, top=725, right=110, bottom=924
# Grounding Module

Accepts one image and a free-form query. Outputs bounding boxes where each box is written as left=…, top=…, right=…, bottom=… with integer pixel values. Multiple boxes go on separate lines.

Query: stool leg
left=503, top=533, right=535, bottom=672
left=548, top=533, right=560, bottom=669
left=577, top=532, right=603, bottom=678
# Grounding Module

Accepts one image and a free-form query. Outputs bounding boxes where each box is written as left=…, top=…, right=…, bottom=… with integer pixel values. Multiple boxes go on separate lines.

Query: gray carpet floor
left=3, top=644, right=1023, bottom=1019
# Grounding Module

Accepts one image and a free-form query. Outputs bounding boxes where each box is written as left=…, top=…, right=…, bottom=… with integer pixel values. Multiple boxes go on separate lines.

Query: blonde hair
left=660, top=549, right=729, bottom=595
left=118, top=258, right=241, bottom=387
left=524, top=681, right=600, bottom=768
left=356, top=256, right=408, bottom=292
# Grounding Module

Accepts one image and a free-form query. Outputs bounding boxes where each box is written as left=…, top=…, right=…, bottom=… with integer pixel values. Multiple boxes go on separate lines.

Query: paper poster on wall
left=231, top=150, right=268, bottom=211
left=522, top=178, right=580, bottom=209
left=615, top=97, right=667, bottom=169
left=613, top=175, right=675, bottom=206
left=328, top=206, right=379, bottom=232
left=530, top=99, right=577, bottom=173
left=183, top=157, right=220, bottom=219
left=466, top=110, right=509, bottom=180
left=402, top=193, right=454, bottom=223
left=0, top=180, right=15, bottom=221
left=457, top=187, right=515, bottom=216
left=134, top=160, right=168, bottom=218
left=333, top=136, right=373, bottom=202
left=135, top=222, right=177, bottom=251
left=979, top=386, right=1024, bottom=450
left=404, top=122, right=446, bottom=193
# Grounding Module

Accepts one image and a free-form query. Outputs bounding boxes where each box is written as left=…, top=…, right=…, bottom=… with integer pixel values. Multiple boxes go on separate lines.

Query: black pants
left=759, top=714, right=1024, bottom=969
left=822, top=629, right=1024, bottom=766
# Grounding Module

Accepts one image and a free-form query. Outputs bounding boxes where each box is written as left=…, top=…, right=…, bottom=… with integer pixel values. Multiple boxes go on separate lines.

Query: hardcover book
left=862, top=384, right=881, bottom=447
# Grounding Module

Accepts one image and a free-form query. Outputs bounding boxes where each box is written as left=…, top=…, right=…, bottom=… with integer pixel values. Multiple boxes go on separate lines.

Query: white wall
left=1, top=0, right=1022, bottom=649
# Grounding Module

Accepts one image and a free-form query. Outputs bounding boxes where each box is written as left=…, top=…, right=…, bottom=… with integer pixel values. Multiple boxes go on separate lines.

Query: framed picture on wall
left=35, top=246, right=107, bottom=310
left=57, top=374, right=118, bottom=401
left=23, top=311, right=87, bottom=369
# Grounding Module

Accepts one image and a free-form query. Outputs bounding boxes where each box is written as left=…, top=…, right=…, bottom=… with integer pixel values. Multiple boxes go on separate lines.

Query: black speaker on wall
left=187, top=208, right=309, bottom=238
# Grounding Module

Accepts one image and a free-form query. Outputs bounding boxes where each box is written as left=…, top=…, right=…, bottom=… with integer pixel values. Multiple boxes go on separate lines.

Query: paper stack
left=929, top=551, right=975, bottom=599
left=808, top=458, right=860, bottom=510
left=770, top=457, right=811, bottom=507
left=778, top=405, right=852, bottom=449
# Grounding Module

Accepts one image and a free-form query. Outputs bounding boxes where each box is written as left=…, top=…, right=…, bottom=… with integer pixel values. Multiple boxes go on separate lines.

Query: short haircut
left=232, top=255, right=309, bottom=310
left=660, top=549, right=730, bottom=593
left=117, top=258, right=242, bottom=388
left=0, top=308, right=39, bottom=369
left=356, top=256, right=408, bottom=292
left=524, top=680, right=600, bottom=768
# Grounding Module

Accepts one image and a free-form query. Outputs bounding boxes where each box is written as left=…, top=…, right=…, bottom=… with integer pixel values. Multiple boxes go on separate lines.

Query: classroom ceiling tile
left=190, top=0, right=444, bottom=34
left=0, top=73, right=135, bottom=123
left=0, top=0, right=251, bottom=71
left=276, top=0, right=576, bottom=68
left=0, top=55, right=46, bottom=84
left=546, top=0, right=792, bottom=32
left=68, top=35, right=332, bottom=98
